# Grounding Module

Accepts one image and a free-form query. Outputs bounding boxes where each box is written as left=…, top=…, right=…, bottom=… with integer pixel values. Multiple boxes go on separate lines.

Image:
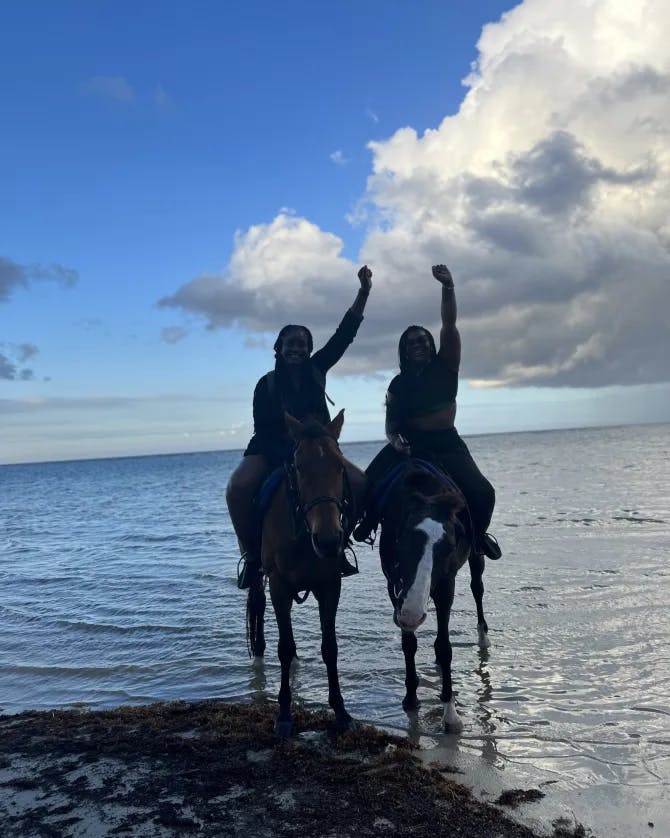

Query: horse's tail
left=246, top=575, right=266, bottom=658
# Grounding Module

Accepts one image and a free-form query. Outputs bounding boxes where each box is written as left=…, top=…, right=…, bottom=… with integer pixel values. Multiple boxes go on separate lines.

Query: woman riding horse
left=354, top=264, right=501, bottom=561
left=227, top=265, right=372, bottom=589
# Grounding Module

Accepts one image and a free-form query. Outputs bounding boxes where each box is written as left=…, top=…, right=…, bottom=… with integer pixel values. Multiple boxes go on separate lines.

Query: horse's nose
left=395, top=607, right=427, bottom=633
left=311, top=531, right=344, bottom=559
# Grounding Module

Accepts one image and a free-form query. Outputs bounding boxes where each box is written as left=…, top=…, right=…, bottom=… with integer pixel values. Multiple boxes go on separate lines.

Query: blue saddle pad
left=257, top=467, right=285, bottom=519
left=372, top=458, right=463, bottom=520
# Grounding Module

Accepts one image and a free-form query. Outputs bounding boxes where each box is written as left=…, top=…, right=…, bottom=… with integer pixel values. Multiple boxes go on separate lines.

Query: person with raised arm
left=354, top=264, right=501, bottom=560
left=228, top=266, right=373, bottom=588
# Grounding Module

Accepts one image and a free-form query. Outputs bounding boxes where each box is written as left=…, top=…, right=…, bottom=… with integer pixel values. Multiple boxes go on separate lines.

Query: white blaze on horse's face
left=396, top=518, right=444, bottom=632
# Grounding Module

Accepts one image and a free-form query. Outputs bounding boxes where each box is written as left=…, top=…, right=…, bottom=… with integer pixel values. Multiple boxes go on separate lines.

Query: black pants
left=365, top=429, right=495, bottom=538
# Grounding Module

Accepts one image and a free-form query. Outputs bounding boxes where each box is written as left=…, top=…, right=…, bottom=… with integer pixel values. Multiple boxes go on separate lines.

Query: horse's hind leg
left=270, top=575, right=297, bottom=737
left=433, top=574, right=463, bottom=731
left=468, top=550, right=490, bottom=649
left=247, top=573, right=266, bottom=657
left=314, top=581, right=351, bottom=732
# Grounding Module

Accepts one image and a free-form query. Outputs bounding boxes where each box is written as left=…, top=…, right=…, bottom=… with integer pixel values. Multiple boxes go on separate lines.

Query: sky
left=2, top=0, right=669, bottom=465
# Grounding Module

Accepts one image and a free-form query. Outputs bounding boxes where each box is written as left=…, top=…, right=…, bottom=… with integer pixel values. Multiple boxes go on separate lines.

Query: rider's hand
left=357, top=265, right=372, bottom=293
left=431, top=264, right=454, bottom=287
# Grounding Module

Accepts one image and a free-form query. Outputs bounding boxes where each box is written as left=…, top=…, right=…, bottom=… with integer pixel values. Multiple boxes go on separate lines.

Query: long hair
left=273, top=325, right=314, bottom=358
left=270, top=324, right=326, bottom=422
left=397, top=325, right=437, bottom=374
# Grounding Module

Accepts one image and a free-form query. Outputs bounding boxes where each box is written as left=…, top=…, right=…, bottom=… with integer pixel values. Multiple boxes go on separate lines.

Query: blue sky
left=2, top=0, right=669, bottom=464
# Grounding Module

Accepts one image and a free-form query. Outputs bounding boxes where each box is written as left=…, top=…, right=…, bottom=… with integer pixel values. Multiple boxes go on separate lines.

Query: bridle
left=285, top=436, right=353, bottom=539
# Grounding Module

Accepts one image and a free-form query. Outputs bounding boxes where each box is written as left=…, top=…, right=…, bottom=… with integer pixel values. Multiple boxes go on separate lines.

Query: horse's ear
left=328, top=409, right=345, bottom=440
left=284, top=412, right=302, bottom=441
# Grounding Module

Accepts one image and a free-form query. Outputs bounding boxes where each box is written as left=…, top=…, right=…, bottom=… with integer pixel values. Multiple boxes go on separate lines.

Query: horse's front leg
left=401, top=630, right=420, bottom=712
left=269, top=573, right=297, bottom=737
left=433, top=573, right=463, bottom=732
left=387, top=580, right=420, bottom=711
left=468, top=549, right=490, bottom=649
left=314, top=579, right=351, bottom=732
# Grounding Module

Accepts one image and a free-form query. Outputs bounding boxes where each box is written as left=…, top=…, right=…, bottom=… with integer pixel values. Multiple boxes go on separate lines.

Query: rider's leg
left=353, top=444, right=405, bottom=542
left=340, top=459, right=367, bottom=576
left=436, top=437, right=500, bottom=559
left=226, top=454, right=270, bottom=587
left=344, top=460, right=366, bottom=522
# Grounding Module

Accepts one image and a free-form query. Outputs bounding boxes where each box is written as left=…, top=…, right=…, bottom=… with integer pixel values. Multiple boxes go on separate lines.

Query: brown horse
left=248, top=409, right=361, bottom=737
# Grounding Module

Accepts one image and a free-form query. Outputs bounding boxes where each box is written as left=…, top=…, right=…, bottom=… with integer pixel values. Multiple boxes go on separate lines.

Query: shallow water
left=2, top=424, right=669, bottom=833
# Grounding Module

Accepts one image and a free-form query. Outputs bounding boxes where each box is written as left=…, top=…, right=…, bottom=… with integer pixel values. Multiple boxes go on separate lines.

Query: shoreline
left=0, top=698, right=590, bottom=837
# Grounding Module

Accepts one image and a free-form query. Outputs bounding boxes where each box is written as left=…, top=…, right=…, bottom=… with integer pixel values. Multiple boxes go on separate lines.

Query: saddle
left=355, top=457, right=472, bottom=544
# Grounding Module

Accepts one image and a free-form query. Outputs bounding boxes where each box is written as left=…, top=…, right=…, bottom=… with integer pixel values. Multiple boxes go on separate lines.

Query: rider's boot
left=340, top=553, right=359, bottom=577
left=237, top=551, right=261, bottom=589
left=478, top=532, right=502, bottom=560
left=352, top=511, right=378, bottom=544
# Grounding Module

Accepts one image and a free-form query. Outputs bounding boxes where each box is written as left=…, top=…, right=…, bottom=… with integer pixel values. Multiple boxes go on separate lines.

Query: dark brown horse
left=247, top=410, right=361, bottom=737
left=378, top=463, right=488, bottom=731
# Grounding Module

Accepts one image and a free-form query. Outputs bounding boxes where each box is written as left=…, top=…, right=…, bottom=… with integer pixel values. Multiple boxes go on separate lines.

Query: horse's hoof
left=274, top=718, right=293, bottom=738
left=477, top=627, right=491, bottom=649
left=335, top=711, right=353, bottom=733
left=442, top=699, right=463, bottom=733
left=402, top=695, right=420, bottom=712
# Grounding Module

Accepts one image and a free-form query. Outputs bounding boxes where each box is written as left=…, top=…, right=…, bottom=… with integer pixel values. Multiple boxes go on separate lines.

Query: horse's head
left=390, top=470, right=464, bottom=633
left=285, top=409, right=348, bottom=561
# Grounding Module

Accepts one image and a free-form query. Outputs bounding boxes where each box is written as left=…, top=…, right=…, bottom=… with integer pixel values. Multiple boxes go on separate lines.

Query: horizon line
left=2, top=418, right=667, bottom=469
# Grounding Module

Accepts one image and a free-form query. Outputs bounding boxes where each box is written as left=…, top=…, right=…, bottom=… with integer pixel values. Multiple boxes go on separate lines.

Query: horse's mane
left=295, top=418, right=336, bottom=442
left=403, top=466, right=465, bottom=515
left=403, top=467, right=444, bottom=496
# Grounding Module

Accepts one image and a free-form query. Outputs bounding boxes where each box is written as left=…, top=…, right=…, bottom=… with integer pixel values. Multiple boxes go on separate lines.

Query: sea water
left=2, top=423, right=669, bottom=834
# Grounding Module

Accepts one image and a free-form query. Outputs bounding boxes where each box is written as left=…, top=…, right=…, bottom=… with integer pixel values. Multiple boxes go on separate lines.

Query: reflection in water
left=249, top=657, right=266, bottom=701
left=474, top=648, right=500, bottom=766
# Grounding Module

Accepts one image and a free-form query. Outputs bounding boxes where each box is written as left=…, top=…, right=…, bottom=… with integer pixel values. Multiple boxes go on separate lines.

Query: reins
left=283, top=434, right=353, bottom=603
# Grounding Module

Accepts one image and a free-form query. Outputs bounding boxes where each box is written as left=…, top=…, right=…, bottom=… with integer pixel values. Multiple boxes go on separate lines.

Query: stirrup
left=237, top=552, right=260, bottom=589
left=481, top=532, right=502, bottom=560
left=352, top=517, right=376, bottom=545
left=341, top=555, right=359, bottom=578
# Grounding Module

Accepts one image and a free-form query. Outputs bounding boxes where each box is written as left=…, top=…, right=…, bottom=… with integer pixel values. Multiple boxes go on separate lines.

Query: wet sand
left=0, top=700, right=591, bottom=837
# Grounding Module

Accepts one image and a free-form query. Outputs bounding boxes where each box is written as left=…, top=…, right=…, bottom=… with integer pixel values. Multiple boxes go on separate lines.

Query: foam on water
left=2, top=423, right=669, bottom=834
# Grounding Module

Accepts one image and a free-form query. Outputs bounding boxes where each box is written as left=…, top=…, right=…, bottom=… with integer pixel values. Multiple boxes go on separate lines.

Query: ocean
left=2, top=423, right=669, bottom=835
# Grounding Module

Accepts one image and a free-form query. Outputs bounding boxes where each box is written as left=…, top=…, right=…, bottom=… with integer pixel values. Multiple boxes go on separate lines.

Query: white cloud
left=162, top=0, right=670, bottom=388
left=83, top=75, right=135, bottom=103
left=161, top=325, right=188, bottom=344
left=159, top=213, right=359, bottom=342
left=330, top=149, right=349, bottom=166
left=154, top=84, right=172, bottom=109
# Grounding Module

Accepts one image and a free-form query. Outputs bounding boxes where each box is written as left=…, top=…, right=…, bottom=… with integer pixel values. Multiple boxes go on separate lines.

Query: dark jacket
left=244, top=309, right=363, bottom=464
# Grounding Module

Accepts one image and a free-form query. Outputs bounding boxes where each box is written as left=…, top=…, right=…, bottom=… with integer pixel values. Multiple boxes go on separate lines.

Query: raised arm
left=432, top=264, right=461, bottom=372
left=350, top=264, right=372, bottom=318
left=312, top=266, right=372, bottom=372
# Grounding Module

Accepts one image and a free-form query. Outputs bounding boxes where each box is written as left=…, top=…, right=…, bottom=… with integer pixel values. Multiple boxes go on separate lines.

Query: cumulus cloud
left=83, top=75, right=135, bottom=103
left=161, top=0, right=670, bottom=388
left=158, top=213, right=359, bottom=337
